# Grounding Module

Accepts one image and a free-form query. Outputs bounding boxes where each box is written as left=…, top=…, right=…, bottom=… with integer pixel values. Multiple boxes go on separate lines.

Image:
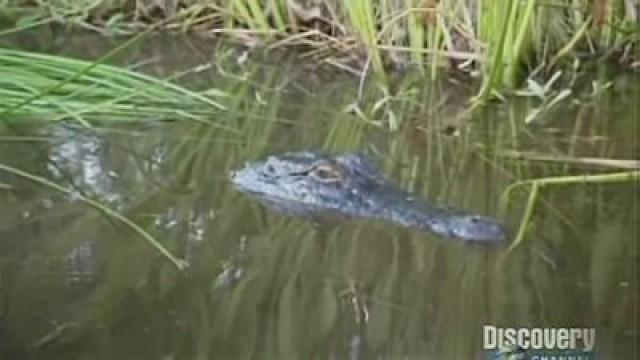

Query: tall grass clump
left=475, top=0, right=536, bottom=99
left=343, top=0, right=385, bottom=76
left=0, top=48, right=226, bottom=123
left=228, top=0, right=289, bottom=34
left=1, top=0, right=637, bottom=98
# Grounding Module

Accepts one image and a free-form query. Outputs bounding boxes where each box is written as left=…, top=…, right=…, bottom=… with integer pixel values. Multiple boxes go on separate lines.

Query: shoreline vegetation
left=1, top=1, right=638, bottom=87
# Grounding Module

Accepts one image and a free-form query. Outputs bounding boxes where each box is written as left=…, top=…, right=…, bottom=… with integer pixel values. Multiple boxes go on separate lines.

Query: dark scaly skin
left=230, top=151, right=506, bottom=244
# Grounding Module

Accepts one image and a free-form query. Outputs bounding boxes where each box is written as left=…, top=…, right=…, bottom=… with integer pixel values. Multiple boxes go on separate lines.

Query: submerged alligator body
left=230, top=151, right=506, bottom=244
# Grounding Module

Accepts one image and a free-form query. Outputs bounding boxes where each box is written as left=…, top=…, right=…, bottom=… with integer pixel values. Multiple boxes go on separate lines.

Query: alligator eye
left=265, top=164, right=275, bottom=173
left=310, top=164, right=341, bottom=182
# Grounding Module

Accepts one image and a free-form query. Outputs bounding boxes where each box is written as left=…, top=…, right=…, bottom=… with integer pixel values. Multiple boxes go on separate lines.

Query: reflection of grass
left=500, top=171, right=640, bottom=251
left=0, top=163, right=187, bottom=269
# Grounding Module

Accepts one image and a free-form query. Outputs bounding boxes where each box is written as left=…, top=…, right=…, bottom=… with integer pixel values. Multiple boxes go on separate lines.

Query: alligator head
left=230, top=151, right=506, bottom=244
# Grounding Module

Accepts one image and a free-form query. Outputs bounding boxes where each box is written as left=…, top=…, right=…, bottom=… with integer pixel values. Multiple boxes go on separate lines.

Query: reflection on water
left=0, top=35, right=638, bottom=359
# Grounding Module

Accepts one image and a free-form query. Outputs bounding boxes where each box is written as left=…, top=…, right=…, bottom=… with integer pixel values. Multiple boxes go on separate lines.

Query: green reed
left=4, top=0, right=635, bottom=98
left=343, top=0, right=385, bottom=76
left=500, top=170, right=640, bottom=251
left=0, top=47, right=226, bottom=123
left=0, top=162, right=187, bottom=269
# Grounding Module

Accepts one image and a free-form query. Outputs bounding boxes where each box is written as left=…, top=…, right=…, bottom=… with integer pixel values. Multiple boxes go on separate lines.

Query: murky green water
left=0, top=33, right=638, bottom=359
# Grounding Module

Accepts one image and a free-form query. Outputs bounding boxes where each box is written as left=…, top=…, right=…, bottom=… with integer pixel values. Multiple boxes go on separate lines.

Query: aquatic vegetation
left=500, top=170, right=640, bottom=251
left=0, top=46, right=226, bottom=123
left=1, top=0, right=636, bottom=97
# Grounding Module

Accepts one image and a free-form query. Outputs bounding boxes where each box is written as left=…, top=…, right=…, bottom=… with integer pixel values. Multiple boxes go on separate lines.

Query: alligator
left=230, top=151, right=506, bottom=244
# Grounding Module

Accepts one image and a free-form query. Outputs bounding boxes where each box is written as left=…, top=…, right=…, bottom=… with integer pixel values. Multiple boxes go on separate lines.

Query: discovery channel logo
left=483, top=325, right=596, bottom=359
